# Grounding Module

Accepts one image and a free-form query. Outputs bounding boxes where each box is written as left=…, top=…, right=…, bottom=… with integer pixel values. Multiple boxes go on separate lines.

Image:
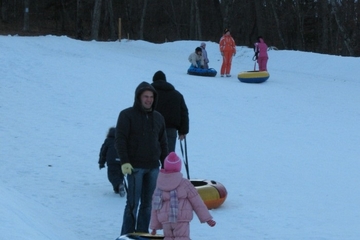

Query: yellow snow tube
left=238, top=71, right=269, bottom=83
left=191, top=179, right=228, bottom=210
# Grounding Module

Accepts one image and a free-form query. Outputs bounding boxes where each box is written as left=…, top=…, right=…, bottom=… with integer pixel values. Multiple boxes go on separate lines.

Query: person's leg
left=196, top=60, right=201, bottom=68
left=166, top=128, right=177, bottom=153
left=220, top=55, right=227, bottom=75
left=107, top=165, right=122, bottom=193
left=263, top=57, right=268, bottom=71
left=225, top=52, right=233, bottom=75
left=257, top=58, right=261, bottom=71
left=258, top=57, right=268, bottom=71
left=173, top=222, right=190, bottom=240
left=258, top=57, right=264, bottom=71
left=162, top=223, right=174, bottom=240
left=136, top=168, right=159, bottom=233
left=120, top=169, right=144, bottom=235
left=116, top=164, right=125, bottom=196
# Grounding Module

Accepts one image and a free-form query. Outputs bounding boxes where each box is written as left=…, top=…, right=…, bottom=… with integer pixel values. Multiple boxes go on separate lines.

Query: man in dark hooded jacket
left=151, top=70, right=189, bottom=152
left=115, top=81, right=168, bottom=235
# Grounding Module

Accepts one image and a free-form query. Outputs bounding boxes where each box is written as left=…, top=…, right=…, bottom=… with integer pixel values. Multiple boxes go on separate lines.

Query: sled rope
left=180, top=137, right=190, bottom=180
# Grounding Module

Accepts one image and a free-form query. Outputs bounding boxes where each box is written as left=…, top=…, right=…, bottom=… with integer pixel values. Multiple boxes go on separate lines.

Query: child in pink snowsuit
left=254, top=36, right=269, bottom=71
left=150, top=152, right=216, bottom=240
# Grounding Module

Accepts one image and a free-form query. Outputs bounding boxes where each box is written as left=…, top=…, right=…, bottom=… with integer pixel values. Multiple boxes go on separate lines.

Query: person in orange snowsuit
left=219, top=28, right=236, bottom=77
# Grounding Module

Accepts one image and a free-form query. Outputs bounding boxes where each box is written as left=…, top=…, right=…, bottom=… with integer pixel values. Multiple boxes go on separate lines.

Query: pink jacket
left=150, top=171, right=213, bottom=230
left=254, top=38, right=268, bottom=58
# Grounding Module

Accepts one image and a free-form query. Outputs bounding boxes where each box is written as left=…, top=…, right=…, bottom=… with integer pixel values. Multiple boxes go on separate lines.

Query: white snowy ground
left=0, top=35, right=359, bottom=240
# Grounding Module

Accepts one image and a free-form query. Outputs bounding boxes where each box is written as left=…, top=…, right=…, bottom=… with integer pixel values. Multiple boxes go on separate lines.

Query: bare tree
left=293, top=0, right=305, bottom=50
left=76, top=0, right=84, bottom=40
left=104, top=0, right=116, bottom=40
left=221, top=0, right=231, bottom=30
left=1, top=0, right=9, bottom=22
left=320, top=0, right=329, bottom=53
left=254, top=0, right=265, bottom=36
left=23, top=0, right=30, bottom=31
left=330, top=0, right=353, bottom=55
left=91, top=0, right=102, bottom=40
left=167, top=0, right=181, bottom=40
left=139, top=0, right=148, bottom=40
left=269, top=0, right=286, bottom=49
left=194, top=0, right=201, bottom=39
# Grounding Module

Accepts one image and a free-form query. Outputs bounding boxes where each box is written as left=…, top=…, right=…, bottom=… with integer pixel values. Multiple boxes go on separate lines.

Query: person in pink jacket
left=150, top=152, right=216, bottom=240
left=254, top=36, right=269, bottom=71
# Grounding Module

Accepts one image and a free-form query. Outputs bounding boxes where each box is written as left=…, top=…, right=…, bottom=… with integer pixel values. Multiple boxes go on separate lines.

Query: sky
left=0, top=35, right=359, bottom=240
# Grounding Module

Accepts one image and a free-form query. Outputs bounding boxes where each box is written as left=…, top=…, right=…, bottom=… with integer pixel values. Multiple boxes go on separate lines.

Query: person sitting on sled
left=188, top=47, right=204, bottom=69
left=150, top=152, right=216, bottom=240
left=254, top=36, right=269, bottom=71
left=200, top=42, right=209, bottom=69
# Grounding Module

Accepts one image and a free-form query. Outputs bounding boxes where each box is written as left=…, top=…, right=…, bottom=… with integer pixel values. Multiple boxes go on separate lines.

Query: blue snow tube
left=116, top=233, right=164, bottom=240
left=187, top=66, right=217, bottom=77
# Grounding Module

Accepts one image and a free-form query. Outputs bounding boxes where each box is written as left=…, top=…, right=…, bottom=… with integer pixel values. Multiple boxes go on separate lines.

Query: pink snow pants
left=257, top=56, right=268, bottom=71
left=163, top=222, right=190, bottom=240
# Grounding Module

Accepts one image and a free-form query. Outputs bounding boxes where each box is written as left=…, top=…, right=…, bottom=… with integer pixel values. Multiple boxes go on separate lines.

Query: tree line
left=1, top=0, right=359, bottom=56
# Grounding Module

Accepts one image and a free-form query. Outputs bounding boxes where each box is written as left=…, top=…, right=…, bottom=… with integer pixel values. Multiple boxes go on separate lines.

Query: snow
left=0, top=35, right=359, bottom=240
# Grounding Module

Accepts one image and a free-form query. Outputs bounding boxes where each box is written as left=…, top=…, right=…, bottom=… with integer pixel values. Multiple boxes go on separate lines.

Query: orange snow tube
left=191, top=179, right=228, bottom=210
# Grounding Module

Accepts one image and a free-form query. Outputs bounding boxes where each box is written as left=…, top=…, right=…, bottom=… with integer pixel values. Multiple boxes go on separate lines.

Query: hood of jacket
left=107, top=127, right=115, bottom=138
left=156, top=171, right=183, bottom=191
left=151, top=80, right=175, bottom=92
left=134, top=81, right=158, bottom=112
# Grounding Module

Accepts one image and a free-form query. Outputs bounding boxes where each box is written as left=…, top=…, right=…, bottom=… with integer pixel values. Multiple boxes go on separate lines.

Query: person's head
left=107, top=127, right=115, bottom=138
left=152, top=70, right=166, bottom=82
left=257, top=36, right=263, bottom=42
left=135, top=81, right=157, bottom=111
left=200, top=42, right=206, bottom=49
left=164, top=152, right=182, bottom=173
left=140, top=90, right=154, bottom=110
left=224, top=28, right=230, bottom=35
left=195, top=47, right=202, bottom=56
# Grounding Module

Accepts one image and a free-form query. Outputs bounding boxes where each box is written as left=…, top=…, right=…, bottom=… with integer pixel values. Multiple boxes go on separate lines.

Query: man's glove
left=207, top=219, right=216, bottom=227
left=99, top=164, right=105, bottom=170
left=121, top=163, right=133, bottom=175
left=178, top=134, right=186, bottom=141
left=151, top=229, right=156, bottom=235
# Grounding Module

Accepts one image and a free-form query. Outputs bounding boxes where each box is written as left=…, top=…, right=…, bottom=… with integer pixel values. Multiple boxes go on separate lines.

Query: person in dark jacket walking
left=151, top=71, right=189, bottom=152
left=98, top=127, right=125, bottom=197
left=115, top=81, right=168, bottom=235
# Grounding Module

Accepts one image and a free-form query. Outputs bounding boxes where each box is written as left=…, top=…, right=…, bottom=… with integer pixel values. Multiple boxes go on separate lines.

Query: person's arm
left=188, top=53, right=198, bottom=67
left=159, top=118, right=169, bottom=168
left=178, top=95, right=189, bottom=137
left=115, top=111, right=130, bottom=165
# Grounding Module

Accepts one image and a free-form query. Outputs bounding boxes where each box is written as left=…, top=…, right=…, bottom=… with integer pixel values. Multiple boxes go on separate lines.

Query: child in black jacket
left=99, top=127, right=125, bottom=197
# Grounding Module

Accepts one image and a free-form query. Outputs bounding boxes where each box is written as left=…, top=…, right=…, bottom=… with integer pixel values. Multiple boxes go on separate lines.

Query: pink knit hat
left=164, top=152, right=182, bottom=172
